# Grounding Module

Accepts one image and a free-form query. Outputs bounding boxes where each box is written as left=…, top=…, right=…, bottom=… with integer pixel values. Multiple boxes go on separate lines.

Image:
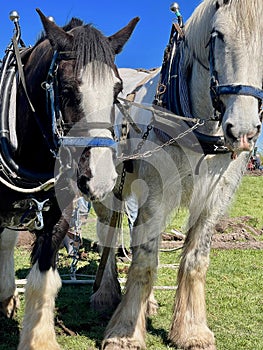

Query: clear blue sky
left=0, top=0, right=201, bottom=69
left=0, top=0, right=262, bottom=150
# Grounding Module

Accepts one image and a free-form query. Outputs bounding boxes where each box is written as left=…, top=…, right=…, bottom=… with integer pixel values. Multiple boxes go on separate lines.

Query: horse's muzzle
left=225, top=123, right=261, bottom=152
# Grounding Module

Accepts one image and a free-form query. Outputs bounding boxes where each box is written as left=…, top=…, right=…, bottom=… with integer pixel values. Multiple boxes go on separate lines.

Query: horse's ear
left=36, top=8, right=73, bottom=51
left=108, top=17, right=140, bottom=55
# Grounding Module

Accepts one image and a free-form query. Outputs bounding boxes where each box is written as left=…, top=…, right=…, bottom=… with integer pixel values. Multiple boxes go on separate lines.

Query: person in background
left=255, top=154, right=261, bottom=169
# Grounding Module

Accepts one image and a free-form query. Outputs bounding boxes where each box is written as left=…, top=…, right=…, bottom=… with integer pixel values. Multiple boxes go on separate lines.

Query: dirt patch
left=161, top=216, right=263, bottom=250
left=212, top=216, right=263, bottom=249
left=17, top=216, right=263, bottom=252
left=16, top=231, right=35, bottom=250
left=245, top=170, right=263, bottom=176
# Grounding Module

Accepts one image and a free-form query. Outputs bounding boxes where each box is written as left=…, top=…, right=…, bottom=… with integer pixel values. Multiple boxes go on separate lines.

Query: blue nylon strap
left=59, top=136, right=117, bottom=151
left=214, top=84, right=263, bottom=101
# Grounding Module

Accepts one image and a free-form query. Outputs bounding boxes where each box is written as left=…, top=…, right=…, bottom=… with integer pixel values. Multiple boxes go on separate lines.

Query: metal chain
left=132, top=124, right=153, bottom=154
left=118, top=121, right=203, bottom=161
left=117, top=163, right=127, bottom=200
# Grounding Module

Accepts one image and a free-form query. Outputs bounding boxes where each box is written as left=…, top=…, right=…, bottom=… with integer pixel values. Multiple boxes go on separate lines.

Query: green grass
left=207, top=250, right=263, bottom=350
left=229, top=175, right=263, bottom=227
left=1, top=175, right=263, bottom=349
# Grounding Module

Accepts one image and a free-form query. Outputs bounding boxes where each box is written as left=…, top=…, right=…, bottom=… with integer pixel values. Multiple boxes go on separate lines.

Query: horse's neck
left=119, top=67, right=160, bottom=125
left=189, top=60, right=221, bottom=135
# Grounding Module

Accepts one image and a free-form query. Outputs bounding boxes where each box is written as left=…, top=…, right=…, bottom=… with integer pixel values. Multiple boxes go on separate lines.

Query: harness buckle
left=14, top=198, right=50, bottom=231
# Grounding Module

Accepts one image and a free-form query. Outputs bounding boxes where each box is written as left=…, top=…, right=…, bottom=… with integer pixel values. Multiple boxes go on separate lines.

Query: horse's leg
left=102, top=201, right=162, bottom=350
left=169, top=212, right=216, bottom=350
left=18, top=203, right=72, bottom=350
left=146, top=289, right=158, bottom=317
left=102, top=238, right=160, bottom=350
left=169, top=156, right=246, bottom=350
left=18, top=261, right=62, bottom=350
left=92, top=199, right=158, bottom=318
left=91, top=201, right=121, bottom=313
left=0, top=228, right=19, bottom=318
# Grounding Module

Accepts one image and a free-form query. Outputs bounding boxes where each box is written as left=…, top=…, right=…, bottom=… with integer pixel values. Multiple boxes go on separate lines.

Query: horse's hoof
left=170, top=338, right=216, bottom=350
left=0, top=291, right=20, bottom=318
left=186, top=346, right=216, bottom=350
left=171, top=342, right=216, bottom=350
left=169, top=326, right=216, bottom=350
left=102, top=337, right=142, bottom=350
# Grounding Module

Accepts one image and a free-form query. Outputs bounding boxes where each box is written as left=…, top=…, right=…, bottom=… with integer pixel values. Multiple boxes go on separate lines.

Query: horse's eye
left=62, top=85, right=73, bottom=95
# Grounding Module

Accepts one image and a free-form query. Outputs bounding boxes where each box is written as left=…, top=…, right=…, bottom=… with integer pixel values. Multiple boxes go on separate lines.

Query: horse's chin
left=78, top=181, right=116, bottom=203
left=225, top=137, right=256, bottom=154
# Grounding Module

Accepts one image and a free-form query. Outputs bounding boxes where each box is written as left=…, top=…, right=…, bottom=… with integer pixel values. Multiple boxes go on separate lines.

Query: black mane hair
left=62, top=17, right=84, bottom=31
left=71, top=24, right=115, bottom=76
left=35, top=16, right=115, bottom=79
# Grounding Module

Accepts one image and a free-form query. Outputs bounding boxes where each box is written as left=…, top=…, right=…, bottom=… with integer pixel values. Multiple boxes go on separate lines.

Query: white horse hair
left=92, top=0, right=263, bottom=349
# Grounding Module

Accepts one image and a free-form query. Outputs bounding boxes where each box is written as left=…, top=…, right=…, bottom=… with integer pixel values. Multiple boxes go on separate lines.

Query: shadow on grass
left=147, top=317, right=170, bottom=348
left=56, top=284, right=113, bottom=349
left=0, top=266, right=32, bottom=350
left=0, top=308, right=20, bottom=350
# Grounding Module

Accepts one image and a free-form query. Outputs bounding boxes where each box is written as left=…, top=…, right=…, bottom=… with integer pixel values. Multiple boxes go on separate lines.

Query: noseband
left=43, top=50, right=118, bottom=155
left=209, top=30, right=263, bottom=122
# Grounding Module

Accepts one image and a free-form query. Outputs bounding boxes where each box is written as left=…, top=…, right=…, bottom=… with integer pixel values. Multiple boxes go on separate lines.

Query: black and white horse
left=0, top=9, right=138, bottom=349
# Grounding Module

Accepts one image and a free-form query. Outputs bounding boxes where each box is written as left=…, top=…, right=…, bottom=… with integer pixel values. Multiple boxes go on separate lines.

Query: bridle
left=43, top=50, right=118, bottom=156
left=209, top=30, right=263, bottom=122
left=0, top=38, right=119, bottom=193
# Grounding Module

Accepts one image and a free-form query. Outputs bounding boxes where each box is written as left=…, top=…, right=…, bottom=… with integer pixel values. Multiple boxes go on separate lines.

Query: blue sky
left=0, top=0, right=262, bottom=151
left=0, top=0, right=201, bottom=68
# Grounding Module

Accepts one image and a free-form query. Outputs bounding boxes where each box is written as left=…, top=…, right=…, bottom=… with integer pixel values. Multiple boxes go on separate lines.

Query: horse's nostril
left=225, top=123, right=235, bottom=140
left=247, top=125, right=261, bottom=141
left=77, top=175, right=90, bottom=195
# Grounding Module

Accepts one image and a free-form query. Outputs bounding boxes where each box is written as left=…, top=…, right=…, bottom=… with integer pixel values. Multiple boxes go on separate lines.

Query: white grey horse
left=92, top=0, right=263, bottom=349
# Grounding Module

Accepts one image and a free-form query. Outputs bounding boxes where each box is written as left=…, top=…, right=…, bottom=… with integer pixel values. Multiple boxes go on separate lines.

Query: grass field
left=0, top=174, right=263, bottom=350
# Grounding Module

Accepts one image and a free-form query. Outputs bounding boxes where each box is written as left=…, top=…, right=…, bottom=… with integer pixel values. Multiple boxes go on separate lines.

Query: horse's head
left=37, top=10, right=139, bottom=201
left=210, top=0, right=262, bottom=152
left=185, top=0, right=262, bottom=154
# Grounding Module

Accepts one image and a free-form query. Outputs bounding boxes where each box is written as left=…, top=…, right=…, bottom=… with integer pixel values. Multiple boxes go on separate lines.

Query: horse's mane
left=35, top=17, right=115, bottom=80
left=183, top=0, right=263, bottom=67
left=70, top=24, right=115, bottom=78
